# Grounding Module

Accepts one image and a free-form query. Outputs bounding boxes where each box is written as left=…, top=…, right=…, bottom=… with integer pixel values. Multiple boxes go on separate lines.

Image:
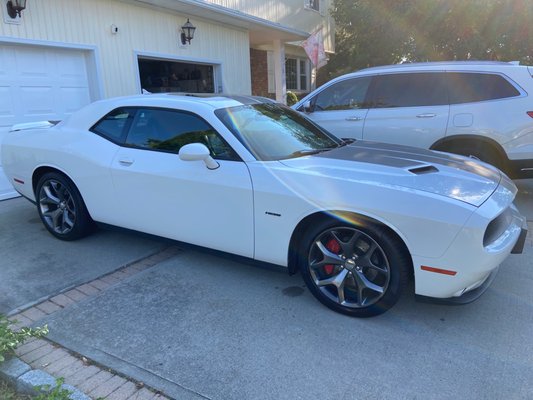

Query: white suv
left=293, top=61, right=533, bottom=178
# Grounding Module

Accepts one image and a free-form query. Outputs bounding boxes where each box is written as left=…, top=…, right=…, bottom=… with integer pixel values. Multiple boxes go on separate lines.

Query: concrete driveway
left=0, top=197, right=166, bottom=315
left=2, top=180, right=532, bottom=399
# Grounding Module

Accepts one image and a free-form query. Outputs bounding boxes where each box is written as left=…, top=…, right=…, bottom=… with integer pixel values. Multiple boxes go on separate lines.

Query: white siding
left=206, top=0, right=335, bottom=53
left=0, top=0, right=251, bottom=97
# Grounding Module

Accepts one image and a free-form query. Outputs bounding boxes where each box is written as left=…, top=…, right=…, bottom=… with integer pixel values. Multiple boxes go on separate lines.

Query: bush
left=0, top=314, right=48, bottom=363
left=286, top=91, right=298, bottom=106
left=34, top=378, right=72, bottom=400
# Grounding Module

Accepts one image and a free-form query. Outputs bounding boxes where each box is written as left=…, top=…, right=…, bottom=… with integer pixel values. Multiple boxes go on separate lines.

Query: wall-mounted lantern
left=180, top=18, right=196, bottom=45
left=6, top=0, right=26, bottom=18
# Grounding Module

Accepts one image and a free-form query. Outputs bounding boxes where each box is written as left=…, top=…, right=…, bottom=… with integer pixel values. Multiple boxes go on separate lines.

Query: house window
left=305, top=0, right=320, bottom=12
left=285, top=57, right=309, bottom=92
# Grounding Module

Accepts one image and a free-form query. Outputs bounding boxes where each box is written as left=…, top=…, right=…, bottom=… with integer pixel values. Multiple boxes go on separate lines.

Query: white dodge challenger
left=1, top=94, right=527, bottom=317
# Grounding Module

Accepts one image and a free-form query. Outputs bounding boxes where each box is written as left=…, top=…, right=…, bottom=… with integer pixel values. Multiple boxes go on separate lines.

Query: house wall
left=0, top=0, right=252, bottom=97
left=206, top=0, right=335, bottom=53
left=249, top=48, right=273, bottom=99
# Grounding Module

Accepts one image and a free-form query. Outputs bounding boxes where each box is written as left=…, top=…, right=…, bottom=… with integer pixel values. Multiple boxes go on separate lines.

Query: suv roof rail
left=358, top=60, right=521, bottom=73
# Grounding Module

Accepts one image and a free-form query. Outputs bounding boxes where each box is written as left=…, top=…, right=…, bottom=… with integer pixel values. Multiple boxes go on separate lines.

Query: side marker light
left=421, top=266, right=457, bottom=276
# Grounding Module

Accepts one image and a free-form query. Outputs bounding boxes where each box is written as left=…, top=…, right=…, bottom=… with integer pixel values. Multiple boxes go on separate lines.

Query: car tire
left=36, top=172, right=94, bottom=241
left=298, top=218, right=410, bottom=317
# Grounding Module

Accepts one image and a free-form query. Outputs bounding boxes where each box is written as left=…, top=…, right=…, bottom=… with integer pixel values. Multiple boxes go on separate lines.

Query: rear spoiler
left=10, top=120, right=60, bottom=132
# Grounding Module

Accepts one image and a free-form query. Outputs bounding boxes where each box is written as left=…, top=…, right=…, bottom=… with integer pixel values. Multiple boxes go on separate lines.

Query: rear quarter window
left=447, top=72, right=521, bottom=104
left=90, top=107, right=135, bottom=144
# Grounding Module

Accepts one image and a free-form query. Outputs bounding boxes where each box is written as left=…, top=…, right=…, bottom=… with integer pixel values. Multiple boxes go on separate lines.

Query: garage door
left=0, top=44, right=93, bottom=200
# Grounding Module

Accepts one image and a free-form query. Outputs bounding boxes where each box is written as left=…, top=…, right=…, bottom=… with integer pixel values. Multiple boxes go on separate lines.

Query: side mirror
left=179, top=143, right=220, bottom=170
left=303, top=100, right=313, bottom=113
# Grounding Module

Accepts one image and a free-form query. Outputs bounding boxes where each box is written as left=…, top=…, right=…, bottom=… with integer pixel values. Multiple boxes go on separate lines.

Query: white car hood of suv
left=279, top=141, right=502, bottom=207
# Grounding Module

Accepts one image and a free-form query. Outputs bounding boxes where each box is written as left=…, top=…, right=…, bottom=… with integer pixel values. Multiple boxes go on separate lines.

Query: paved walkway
left=8, top=247, right=181, bottom=400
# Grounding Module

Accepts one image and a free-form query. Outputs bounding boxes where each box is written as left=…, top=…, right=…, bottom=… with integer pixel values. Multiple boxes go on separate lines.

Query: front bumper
left=413, top=177, right=525, bottom=301
left=511, top=220, right=528, bottom=254
left=415, top=267, right=499, bottom=305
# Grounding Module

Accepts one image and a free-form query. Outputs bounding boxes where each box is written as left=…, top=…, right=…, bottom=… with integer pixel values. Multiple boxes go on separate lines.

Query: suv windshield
left=215, top=103, right=341, bottom=161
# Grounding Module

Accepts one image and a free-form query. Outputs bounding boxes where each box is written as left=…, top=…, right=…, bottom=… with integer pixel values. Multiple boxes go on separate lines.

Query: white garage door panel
left=0, top=43, right=94, bottom=200
left=61, top=88, right=92, bottom=113
left=0, top=87, right=15, bottom=119
left=0, top=45, right=91, bottom=125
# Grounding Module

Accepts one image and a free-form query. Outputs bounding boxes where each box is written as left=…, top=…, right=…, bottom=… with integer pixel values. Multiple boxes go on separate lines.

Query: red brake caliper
left=324, top=238, right=341, bottom=275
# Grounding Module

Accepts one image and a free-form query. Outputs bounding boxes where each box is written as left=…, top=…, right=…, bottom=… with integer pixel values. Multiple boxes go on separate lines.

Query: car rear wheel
left=299, top=219, right=409, bottom=317
left=36, top=172, right=93, bottom=241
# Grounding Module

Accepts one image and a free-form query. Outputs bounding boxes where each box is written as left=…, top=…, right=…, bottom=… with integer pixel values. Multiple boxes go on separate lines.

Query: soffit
left=127, top=0, right=309, bottom=45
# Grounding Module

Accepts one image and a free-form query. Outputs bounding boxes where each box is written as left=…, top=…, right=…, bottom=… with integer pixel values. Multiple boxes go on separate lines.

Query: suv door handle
left=416, top=113, right=437, bottom=118
left=346, top=116, right=363, bottom=121
left=119, top=158, right=134, bottom=166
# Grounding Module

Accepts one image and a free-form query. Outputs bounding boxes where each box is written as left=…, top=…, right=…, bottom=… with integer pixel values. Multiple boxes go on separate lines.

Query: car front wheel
left=299, top=219, right=410, bottom=317
left=36, top=172, right=93, bottom=241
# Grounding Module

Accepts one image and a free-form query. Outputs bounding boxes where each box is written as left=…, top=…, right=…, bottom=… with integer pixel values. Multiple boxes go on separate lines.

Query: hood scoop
left=408, top=165, right=439, bottom=175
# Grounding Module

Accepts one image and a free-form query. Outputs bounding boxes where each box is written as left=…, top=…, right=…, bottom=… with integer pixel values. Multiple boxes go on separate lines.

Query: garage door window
left=138, top=59, right=214, bottom=93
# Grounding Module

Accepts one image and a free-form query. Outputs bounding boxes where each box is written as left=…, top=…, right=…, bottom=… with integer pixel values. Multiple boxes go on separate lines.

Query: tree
left=319, top=0, right=533, bottom=83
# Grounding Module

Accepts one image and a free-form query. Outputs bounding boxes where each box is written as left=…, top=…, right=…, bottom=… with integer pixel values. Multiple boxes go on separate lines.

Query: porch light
left=6, top=0, right=26, bottom=18
left=180, top=18, right=196, bottom=45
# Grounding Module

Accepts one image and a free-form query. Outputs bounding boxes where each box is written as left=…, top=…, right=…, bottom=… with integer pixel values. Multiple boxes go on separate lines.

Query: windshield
left=215, top=103, right=342, bottom=161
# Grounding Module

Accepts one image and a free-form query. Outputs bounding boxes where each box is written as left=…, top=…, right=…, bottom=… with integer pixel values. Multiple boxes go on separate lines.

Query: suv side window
left=90, top=107, right=135, bottom=144
left=447, top=72, right=520, bottom=104
left=369, top=72, right=448, bottom=108
left=313, top=76, right=372, bottom=111
left=125, top=108, right=239, bottom=161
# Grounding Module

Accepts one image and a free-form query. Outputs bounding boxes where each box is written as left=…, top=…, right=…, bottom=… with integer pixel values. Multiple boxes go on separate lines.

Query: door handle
left=345, top=116, right=363, bottom=121
left=119, top=158, right=134, bottom=166
left=416, top=113, right=437, bottom=118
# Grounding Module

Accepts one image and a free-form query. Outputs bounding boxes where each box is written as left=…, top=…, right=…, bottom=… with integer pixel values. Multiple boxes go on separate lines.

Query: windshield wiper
left=290, top=148, right=335, bottom=157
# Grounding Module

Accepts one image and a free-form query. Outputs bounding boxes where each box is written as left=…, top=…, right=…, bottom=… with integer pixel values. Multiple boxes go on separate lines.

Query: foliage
left=320, top=0, right=533, bottom=82
left=0, top=380, right=31, bottom=400
left=286, top=91, right=299, bottom=106
left=34, top=378, right=73, bottom=400
left=0, top=314, right=49, bottom=363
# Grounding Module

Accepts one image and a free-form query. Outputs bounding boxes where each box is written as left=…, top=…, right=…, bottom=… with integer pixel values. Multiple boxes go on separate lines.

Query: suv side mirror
left=302, top=100, right=313, bottom=113
left=179, top=143, right=220, bottom=170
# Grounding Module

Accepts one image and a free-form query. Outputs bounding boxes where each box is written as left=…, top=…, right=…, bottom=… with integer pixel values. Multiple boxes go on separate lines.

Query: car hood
left=279, top=141, right=502, bottom=207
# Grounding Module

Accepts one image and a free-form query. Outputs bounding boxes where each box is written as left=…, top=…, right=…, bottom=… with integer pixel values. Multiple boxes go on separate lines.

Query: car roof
left=111, top=93, right=277, bottom=109
left=62, top=93, right=278, bottom=131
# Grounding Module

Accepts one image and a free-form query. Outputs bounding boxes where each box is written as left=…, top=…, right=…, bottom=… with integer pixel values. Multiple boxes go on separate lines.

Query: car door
left=363, top=72, right=450, bottom=149
left=301, top=76, right=372, bottom=140
left=109, top=107, right=255, bottom=258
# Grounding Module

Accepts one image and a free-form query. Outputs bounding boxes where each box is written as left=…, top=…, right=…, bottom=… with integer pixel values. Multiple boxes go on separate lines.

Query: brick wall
left=250, top=48, right=274, bottom=99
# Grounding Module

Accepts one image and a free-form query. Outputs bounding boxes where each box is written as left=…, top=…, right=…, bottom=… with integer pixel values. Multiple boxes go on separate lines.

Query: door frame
left=134, top=50, right=223, bottom=94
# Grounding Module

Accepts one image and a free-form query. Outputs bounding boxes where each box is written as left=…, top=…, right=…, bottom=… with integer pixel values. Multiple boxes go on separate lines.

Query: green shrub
left=0, top=314, right=49, bottom=363
left=34, top=378, right=72, bottom=400
left=286, top=91, right=298, bottom=106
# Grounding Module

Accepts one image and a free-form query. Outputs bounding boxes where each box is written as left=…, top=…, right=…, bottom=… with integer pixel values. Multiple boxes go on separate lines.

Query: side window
left=90, top=108, right=135, bottom=143
left=313, top=76, right=372, bottom=111
left=369, top=73, right=448, bottom=108
left=447, top=72, right=521, bottom=104
left=125, top=108, right=239, bottom=161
